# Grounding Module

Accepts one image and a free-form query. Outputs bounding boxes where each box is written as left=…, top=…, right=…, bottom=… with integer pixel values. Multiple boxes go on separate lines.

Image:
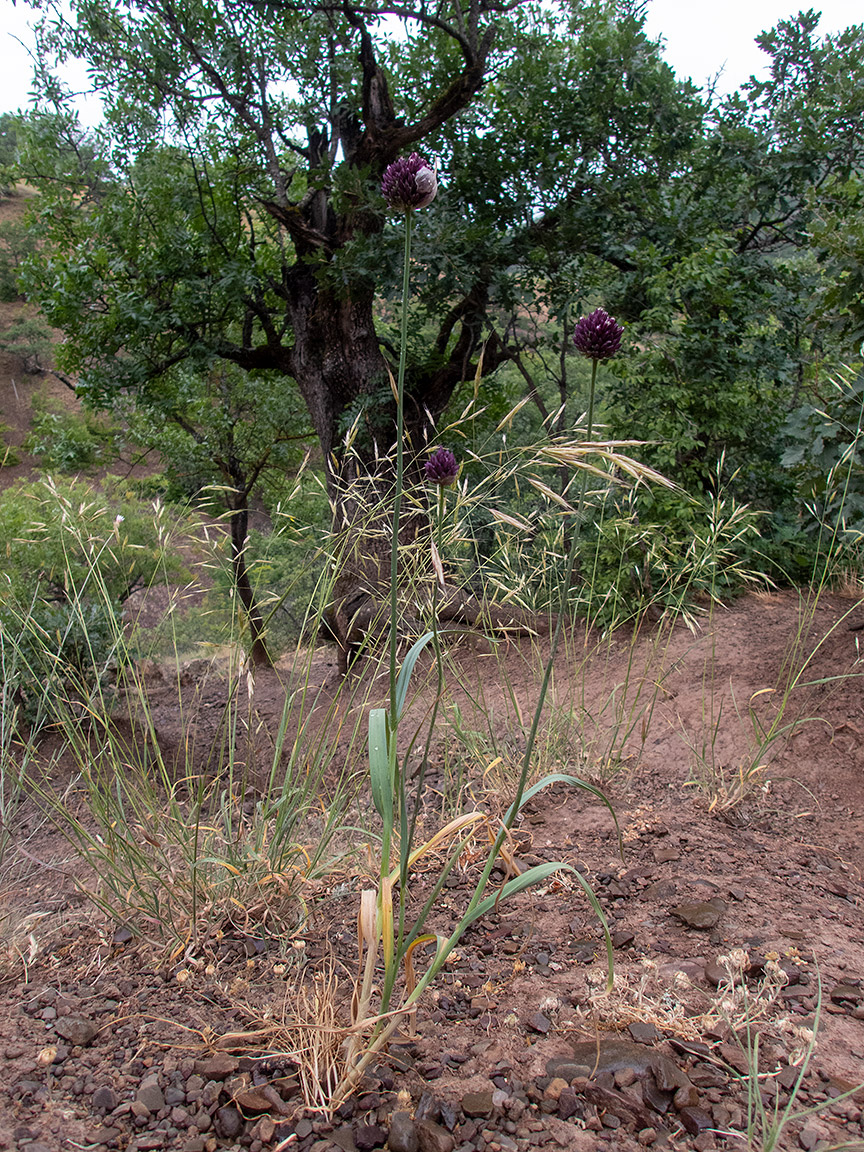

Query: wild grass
left=681, top=404, right=864, bottom=813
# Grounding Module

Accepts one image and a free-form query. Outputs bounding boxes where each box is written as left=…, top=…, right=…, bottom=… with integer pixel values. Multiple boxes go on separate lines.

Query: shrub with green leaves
left=26, top=396, right=123, bottom=473
left=0, top=310, right=55, bottom=374
left=0, top=476, right=186, bottom=724
left=782, top=365, right=864, bottom=537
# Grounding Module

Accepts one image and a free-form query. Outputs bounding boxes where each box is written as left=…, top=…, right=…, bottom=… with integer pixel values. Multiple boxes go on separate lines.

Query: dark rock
left=439, top=1103, right=458, bottom=1132
left=830, top=984, right=863, bottom=1004
left=569, top=1040, right=654, bottom=1078
left=670, top=900, right=725, bottom=929
left=295, top=1118, right=315, bottom=1138
left=136, top=1075, right=165, bottom=1114
left=193, top=1054, right=239, bottom=1079
left=557, top=1087, right=583, bottom=1121
left=461, top=1090, right=495, bottom=1118
left=678, top=1106, right=712, bottom=1135
left=704, top=959, right=728, bottom=986
left=650, top=1054, right=691, bottom=1094
left=628, top=1022, right=658, bottom=1045
left=526, top=1012, right=551, bottom=1035
left=54, top=1016, right=98, bottom=1046
left=354, top=1123, right=388, bottom=1149
left=416, top=1120, right=455, bottom=1152
left=641, top=1077, right=673, bottom=1115
left=612, top=930, right=636, bottom=949
left=414, top=1094, right=442, bottom=1125
left=92, top=1085, right=118, bottom=1111
left=388, top=1111, right=419, bottom=1152
left=214, top=1105, right=244, bottom=1140
left=546, top=1057, right=592, bottom=1081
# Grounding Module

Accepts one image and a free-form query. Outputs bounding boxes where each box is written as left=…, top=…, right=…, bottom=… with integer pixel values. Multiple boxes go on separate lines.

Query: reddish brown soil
left=1, top=591, right=863, bottom=1152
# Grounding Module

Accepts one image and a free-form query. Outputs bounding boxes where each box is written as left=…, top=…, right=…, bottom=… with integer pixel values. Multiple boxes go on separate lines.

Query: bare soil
left=1, top=590, right=863, bottom=1152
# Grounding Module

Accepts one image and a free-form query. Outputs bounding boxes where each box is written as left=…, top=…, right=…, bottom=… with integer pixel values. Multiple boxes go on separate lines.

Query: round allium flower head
left=424, top=447, right=459, bottom=487
left=381, top=153, right=438, bottom=211
left=572, top=308, right=624, bottom=361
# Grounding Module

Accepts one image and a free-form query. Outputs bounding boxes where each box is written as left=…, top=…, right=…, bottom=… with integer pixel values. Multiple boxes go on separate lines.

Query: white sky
left=641, top=0, right=862, bottom=94
left=1, top=0, right=862, bottom=122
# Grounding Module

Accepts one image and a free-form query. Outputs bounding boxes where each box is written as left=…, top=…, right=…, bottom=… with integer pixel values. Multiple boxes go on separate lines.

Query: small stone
left=354, top=1122, right=388, bottom=1149
left=388, top=1111, right=419, bottom=1152
left=830, top=984, right=863, bottom=1004
left=214, top=1105, right=244, bottom=1140
left=654, top=848, right=680, bottom=863
left=671, top=900, right=725, bottom=929
left=678, top=1106, right=713, bottom=1135
left=526, top=1012, right=551, bottom=1035
left=193, top=1055, right=239, bottom=1079
left=136, top=1075, right=165, bottom=1114
left=628, top=1022, right=658, bottom=1045
left=612, top=930, right=636, bottom=949
left=704, top=959, right=728, bottom=986
left=557, top=1087, right=582, bottom=1121
left=651, top=1054, right=691, bottom=1094
left=799, top=1120, right=832, bottom=1150
left=544, top=1078, right=568, bottom=1101
left=461, top=1091, right=495, bottom=1118
left=54, top=1016, right=98, bottom=1046
left=92, top=1085, right=118, bottom=1111
left=637, top=1129, right=657, bottom=1146
left=674, top=1083, right=700, bottom=1110
left=545, top=1057, right=591, bottom=1082
left=416, top=1120, right=455, bottom=1152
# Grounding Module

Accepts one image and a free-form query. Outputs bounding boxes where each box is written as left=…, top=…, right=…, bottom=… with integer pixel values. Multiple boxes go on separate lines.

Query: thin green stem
left=406, top=486, right=448, bottom=860
left=390, top=209, right=413, bottom=725
left=464, top=357, right=601, bottom=915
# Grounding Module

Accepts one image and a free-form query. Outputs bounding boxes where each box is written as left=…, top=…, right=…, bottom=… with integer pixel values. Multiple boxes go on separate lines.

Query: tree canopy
left=10, top=0, right=864, bottom=658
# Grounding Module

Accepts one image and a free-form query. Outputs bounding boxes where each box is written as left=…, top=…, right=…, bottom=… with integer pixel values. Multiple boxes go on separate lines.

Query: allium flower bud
left=572, top=308, right=624, bottom=361
left=381, top=153, right=438, bottom=211
left=424, top=447, right=459, bottom=487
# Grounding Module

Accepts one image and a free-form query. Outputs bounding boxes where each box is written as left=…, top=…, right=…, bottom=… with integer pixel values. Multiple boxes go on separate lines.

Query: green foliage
left=26, top=396, right=123, bottom=472
left=0, top=213, right=39, bottom=302
left=0, top=114, right=18, bottom=195
left=782, top=365, right=864, bottom=536
left=0, top=310, right=55, bottom=374
left=0, top=475, right=183, bottom=606
left=0, top=424, right=20, bottom=468
left=0, top=476, right=187, bottom=722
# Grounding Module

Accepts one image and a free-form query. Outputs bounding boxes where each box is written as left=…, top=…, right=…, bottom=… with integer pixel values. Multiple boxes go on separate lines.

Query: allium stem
left=463, top=360, right=600, bottom=915
left=390, top=209, right=413, bottom=724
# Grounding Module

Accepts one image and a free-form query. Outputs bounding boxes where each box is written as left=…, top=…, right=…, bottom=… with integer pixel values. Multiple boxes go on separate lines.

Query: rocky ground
left=1, top=590, right=863, bottom=1152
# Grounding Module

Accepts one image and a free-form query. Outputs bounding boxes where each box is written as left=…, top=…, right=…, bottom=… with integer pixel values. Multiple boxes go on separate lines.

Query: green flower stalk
left=381, top=154, right=439, bottom=724
left=471, top=308, right=625, bottom=898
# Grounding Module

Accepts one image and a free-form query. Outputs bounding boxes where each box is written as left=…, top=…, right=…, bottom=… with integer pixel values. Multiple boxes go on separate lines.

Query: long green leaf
left=463, top=861, right=614, bottom=986
left=506, top=772, right=623, bottom=854
left=368, top=709, right=392, bottom=826
left=394, top=631, right=435, bottom=721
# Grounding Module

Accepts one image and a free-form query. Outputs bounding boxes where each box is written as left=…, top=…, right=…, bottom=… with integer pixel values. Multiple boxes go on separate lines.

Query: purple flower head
left=381, top=153, right=438, bottom=211
left=572, top=308, right=624, bottom=361
left=424, top=447, right=459, bottom=487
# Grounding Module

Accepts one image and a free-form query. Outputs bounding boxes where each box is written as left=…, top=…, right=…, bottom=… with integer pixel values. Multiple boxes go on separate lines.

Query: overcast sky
left=1, top=0, right=862, bottom=123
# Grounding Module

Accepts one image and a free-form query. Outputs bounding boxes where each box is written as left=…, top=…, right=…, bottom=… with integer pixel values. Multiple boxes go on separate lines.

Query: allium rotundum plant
left=335, top=169, right=618, bottom=1110
left=381, top=153, right=438, bottom=211
left=424, top=447, right=459, bottom=487
left=571, top=307, right=624, bottom=361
